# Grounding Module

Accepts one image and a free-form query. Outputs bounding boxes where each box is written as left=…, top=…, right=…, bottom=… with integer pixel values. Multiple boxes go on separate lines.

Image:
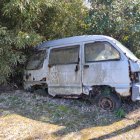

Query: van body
left=24, top=35, right=140, bottom=110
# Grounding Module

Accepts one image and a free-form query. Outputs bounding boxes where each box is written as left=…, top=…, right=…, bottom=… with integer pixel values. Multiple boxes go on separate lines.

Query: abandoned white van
left=24, top=35, right=140, bottom=111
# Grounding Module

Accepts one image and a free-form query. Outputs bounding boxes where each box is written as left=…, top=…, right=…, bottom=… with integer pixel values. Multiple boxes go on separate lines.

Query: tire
left=95, top=92, right=121, bottom=111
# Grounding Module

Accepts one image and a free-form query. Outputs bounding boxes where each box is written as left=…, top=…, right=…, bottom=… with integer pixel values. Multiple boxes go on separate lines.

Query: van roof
left=36, top=35, right=112, bottom=50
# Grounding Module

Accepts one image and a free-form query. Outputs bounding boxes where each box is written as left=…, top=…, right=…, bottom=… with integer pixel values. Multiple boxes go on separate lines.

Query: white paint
left=129, top=60, right=140, bottom=72
left=24, top=35, right=140, bottom=101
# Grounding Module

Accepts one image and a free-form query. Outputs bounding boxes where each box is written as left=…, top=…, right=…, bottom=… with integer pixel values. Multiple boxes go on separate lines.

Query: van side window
left=85, top=42, right=120, bottom=62
left=49, top=45, right=80, bottom=65
left=26, top=50, right=46, bottom=70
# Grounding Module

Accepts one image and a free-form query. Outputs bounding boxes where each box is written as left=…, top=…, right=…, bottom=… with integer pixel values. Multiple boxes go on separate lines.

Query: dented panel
left=82, top=40, right=131, bottom=97
left=24, top=58, right=48, bottom=90
left=46, top=45, right=82, bottom=96
left=48, top=86, right=82, bottom=96
left=129, top=60, right=140, bottom=72
left=82, top=61, right=131, bottom=96
left=24, top=35, right=140, bottom=101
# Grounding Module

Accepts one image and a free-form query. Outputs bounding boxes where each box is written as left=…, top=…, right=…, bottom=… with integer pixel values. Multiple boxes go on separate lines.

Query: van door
left=82, top=41, right=131, bottom=94
left=48, top=45, right=82, bottom=96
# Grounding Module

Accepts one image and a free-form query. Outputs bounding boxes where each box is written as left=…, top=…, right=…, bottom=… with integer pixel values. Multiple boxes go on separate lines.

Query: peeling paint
left=48, top=86, right=82, bottom=96
left=23, top=35, right=140, bottom=101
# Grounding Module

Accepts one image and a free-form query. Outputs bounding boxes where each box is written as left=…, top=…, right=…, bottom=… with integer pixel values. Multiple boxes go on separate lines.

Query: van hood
left=130, top=59, right=140, bottom=72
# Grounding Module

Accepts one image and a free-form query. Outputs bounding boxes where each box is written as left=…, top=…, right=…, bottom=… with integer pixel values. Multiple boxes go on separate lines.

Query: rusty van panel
left=82, top=60, right=131, bottom=96
left=24, top=35, right=140, bottom=99
left=48, top=87, right=82, bottom=96
left=48, top=65, right=81, bottom=85
left=47, top=45, right=82, bottom=96
left=47, top=64, right=82, bottom=96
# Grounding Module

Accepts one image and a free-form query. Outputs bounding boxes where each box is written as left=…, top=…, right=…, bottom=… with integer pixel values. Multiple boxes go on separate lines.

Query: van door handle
left=75, top=64, right=79, bottom=72
left=84, top=64, right=89, bottom=68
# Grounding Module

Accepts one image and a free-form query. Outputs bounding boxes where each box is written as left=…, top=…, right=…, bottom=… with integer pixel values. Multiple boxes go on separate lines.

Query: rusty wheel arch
left=89, top=85, right=122, bottom=111
left=30, top=83, right=48, bottom=93
left=89, top=85, right=119, bottom=99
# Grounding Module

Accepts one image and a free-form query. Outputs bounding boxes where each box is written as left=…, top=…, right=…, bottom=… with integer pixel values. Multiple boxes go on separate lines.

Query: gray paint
left=24, top=35, right=140, bottom=101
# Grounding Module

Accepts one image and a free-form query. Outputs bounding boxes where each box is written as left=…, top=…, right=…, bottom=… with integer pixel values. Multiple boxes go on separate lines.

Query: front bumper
left=132, top=83, right=140, bottom=101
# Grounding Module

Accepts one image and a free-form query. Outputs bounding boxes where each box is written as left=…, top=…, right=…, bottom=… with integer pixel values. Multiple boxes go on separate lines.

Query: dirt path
left=0, top=90, right=140, bottom=140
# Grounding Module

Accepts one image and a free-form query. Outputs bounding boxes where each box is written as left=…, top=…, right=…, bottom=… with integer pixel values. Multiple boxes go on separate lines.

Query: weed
left=115, top=108, right=126, bottom=118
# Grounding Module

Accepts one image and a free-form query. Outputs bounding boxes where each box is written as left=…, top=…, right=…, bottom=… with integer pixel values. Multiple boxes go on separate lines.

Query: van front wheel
left=95, top=93, right=121, bottom=111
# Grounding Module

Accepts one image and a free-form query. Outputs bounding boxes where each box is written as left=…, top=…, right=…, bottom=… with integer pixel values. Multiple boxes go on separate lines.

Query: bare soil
left=0, top=90, right=140, bottom=140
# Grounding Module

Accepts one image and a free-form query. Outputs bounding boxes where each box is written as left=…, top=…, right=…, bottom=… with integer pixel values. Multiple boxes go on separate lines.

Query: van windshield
left=112, top=39, right=138, bottom=61
left=26, top=50, right=46, bottom=70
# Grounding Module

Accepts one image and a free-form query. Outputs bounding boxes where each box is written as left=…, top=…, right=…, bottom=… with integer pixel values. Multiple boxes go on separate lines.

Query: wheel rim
left=99, top=97, right=114, bottom=111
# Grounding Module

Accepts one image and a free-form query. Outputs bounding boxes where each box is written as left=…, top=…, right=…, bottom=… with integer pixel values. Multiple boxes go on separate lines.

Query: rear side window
left=49, top=45, right=80, bottom=65
left=85, top=42, right=120, bottom=62
left=26, top=50, right=46, bottom=70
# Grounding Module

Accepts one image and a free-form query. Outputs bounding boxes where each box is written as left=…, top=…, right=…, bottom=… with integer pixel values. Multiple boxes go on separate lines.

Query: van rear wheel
left=95, top=92, right=121, bottom=111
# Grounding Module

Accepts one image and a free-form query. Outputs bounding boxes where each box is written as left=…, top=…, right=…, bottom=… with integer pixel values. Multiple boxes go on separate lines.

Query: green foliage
left=86, top=0, right=140, bottom=56
left=15, top=31, right=44, bottom=49
left=0, top=0, right=87, bottom=84
left=2, top=0, right=54, bottom=30
left=0, top=25, right=45, bottom=84
left=44, top=0, right=88, bottom=39
left=0, top=0, right=140, bottom=84
left=115, top=108, right=126, bottom=118
left=0, top=26, right=24, bottom=83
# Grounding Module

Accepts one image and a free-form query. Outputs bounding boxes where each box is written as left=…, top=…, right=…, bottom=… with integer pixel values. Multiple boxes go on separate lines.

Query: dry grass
left=0, top=90, right=140, bottom=140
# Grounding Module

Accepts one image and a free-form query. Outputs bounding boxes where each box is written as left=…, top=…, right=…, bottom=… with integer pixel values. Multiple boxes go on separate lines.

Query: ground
left=0, top=90, right=140, bottom=140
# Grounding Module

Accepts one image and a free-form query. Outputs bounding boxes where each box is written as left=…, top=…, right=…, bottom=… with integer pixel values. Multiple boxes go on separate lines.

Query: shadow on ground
left=0, top=90, right=140, bottom=139
left=90, top=120, right=140, bottom=140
